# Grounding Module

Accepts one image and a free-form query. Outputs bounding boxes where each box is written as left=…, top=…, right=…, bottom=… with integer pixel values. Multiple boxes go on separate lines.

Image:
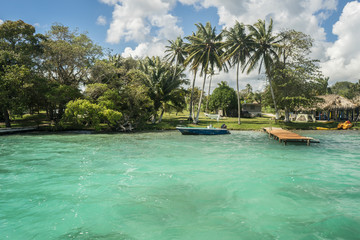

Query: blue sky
left=0, top=0, right=221, bottom=53
left=1, top=0, right=360, bottom=88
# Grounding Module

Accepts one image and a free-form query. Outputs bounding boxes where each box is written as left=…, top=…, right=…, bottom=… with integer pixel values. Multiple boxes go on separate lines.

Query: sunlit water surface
left=1, top=130, right=360, bottom=239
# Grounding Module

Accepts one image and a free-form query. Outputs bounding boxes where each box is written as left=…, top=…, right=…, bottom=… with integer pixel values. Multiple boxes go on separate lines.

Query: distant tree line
left=2, top=18, right=349, bottom=129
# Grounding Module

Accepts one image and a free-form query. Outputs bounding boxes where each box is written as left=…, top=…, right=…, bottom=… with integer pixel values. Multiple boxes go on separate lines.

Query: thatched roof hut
left=315, top=95, right=356, bottom=110
left=352, top=96, right=360, bottom=107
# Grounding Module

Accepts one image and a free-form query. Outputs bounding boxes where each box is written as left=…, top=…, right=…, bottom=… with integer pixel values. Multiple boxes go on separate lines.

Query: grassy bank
left=1, top=111, right=359, bottom=131
left=141, top=112, right=360, bottom=131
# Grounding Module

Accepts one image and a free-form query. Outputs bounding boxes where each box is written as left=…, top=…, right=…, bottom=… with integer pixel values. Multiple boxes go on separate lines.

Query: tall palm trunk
left=158, top=108, right=165, bottom=123
left=267, top=70, right=278, bottom=119
left=206, top=74, right=212, bottom=113
left=194, top=73, right=207, bottom=124
left=172, top=57, right=178, bottom=84
left=188, top=70, right=197, bottom=121
left=236, top=62, right=241, bottom=124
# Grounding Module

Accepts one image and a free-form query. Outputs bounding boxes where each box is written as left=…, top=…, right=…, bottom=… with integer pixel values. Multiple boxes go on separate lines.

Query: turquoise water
left=1, top=130, right=360, bottom=239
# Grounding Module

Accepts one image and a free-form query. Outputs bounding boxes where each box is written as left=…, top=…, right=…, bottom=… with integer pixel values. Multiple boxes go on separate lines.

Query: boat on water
left=176, top=126, right=230, bottom=135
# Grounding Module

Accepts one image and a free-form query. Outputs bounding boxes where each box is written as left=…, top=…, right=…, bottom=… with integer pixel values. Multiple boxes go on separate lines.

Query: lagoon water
left=1, top=130, right=360, bottom=239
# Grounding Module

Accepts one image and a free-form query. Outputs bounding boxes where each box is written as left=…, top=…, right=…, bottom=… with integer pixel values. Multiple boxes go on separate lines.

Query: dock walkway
left=263, top=127, right=319, bottom=146
left=0, top=127, right=37, bottom=135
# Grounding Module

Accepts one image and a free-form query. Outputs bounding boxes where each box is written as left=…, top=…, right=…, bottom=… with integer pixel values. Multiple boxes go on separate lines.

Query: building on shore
left=242, top=102, right=262, bottom=117
left=315, top=95, right=357, bottom=121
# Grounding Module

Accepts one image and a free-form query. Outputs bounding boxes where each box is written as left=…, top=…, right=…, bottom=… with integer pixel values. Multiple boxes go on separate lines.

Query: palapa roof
left=352, top=95, right=360, bottom=107
left=316, top=94, right=356, bottom=110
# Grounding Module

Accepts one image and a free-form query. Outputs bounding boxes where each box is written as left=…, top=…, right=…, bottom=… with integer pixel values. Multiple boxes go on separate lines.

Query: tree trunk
left=236, top=62, right=241, bottom=124
left=284, top=108, right=290, bottom=122
left=206, top=74, right=212, bottom=113
left=57, top=104, right=65, bottom=123
left=194, top=73, right=207, bottom=124
left=158, top=108, right=165, bottom=123
left=267, top=71, right=278, bottom=119
left=188, top=70, right=197, bottom=121
left=151, top=114, right=157, bottom=124
left=3, top=108, right=11, bottom=128
left=172, top=58, right=178, bottom=83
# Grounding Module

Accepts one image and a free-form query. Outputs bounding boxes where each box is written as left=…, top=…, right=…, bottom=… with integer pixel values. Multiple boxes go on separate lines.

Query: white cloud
left=179, top=0, right=338, bottom=89
left=105, top=0, right=180, bottom=43
left=122, top=41, right=167, bottom=58
left=99, top=0, right=119, bottom=6
left=103, top=0, right=182, bottom=57
left=182, top=0, right=336, bottom=41
left=321, top=1, right=360, bottom=84
left=96, top=15, right=107, bottom=26
left=0, top=19, right=4, bottom=25
left=102, top=0, right=360, bottom=90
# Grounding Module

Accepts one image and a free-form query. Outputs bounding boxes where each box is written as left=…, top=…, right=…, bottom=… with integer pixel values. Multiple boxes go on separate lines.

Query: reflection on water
left=1, top=131, right=360, bottom=239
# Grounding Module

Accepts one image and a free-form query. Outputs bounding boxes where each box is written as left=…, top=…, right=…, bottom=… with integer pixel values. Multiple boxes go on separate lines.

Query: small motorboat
left=176, top=125, right=230, bottom=135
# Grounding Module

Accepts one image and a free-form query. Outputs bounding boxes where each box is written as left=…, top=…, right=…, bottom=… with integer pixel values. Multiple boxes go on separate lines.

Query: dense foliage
left=208, top=81, right=237, bottom=116
left=2, top=18, right=359, bottom=130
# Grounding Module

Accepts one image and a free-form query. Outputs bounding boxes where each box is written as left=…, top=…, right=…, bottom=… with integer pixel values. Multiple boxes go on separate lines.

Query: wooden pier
left=263, top=127, right=319, bottom=146
left=0, top=127, right=37, bottom=135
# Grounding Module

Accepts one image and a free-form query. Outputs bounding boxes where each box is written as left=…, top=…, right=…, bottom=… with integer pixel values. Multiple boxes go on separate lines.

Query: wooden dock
left=0, top=127, right=37, bottom=135
left=263, top=127, right=319, bottom=146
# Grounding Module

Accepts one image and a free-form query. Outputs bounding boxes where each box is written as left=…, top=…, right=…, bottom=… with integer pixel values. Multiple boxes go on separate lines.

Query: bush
left=62, top=99, right=123, bottom=131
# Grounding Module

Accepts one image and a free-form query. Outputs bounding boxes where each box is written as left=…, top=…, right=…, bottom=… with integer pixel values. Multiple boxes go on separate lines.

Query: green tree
left=63, top=99, right=104, bottom=130
left=139, top=56, right=188, bottom=123
left=88, top=55, right=154, bottom=128
left=267, top=30, right=327, bottom=121
left=165, top=36, right=187, bottom=79
left=62, top=99, right=124, bottom=131
left=186, top=87, right=203, bottom=120
left=205, top=68, right=218, bottom=113
left=246, top=19, right=281, bottom=118
left=84, top=83, right=110, bottom=102
left=0, top=20, right=44, bottom=127
left=164, top=37, right=191, bottom=118
left=208, top=81, right=237, bottom=116
left=45, top=84, right=82, bottom=120
left=223, top=21, right=253, bottom=124
left=94, top=70, right=154, bottom=128
left=42, top=24, right=102, bottom=86
left=185, top=22, right=225, bottom=123
left=330, top=81, right=357, bottom=99
left=0, top=65, right=31, bottom=126
left=90, top=55, right=138, bottom=89
left=41, top=24, right=102, bottom=120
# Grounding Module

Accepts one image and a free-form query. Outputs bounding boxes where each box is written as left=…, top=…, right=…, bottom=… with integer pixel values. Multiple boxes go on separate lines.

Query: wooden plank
left=263, top=127, right=318, bottom=146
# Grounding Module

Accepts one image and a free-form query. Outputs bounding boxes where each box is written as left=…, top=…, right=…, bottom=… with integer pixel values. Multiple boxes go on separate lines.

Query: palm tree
left=139, top=56, right=188, bottom=123
left=185, top=22, right=225, bottom=123
left=223, top=21, right=254, bottom=124
left=164, top=37, right=190, bottom=119
left=165, top=36, right=187, bottom=80
left=205, top=68, right=218, bottom=113
left=246, top=19, right=281, bottom=119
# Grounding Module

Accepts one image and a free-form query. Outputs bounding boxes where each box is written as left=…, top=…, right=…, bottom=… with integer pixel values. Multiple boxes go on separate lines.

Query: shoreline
left=1, top=126, right=358, bottom=136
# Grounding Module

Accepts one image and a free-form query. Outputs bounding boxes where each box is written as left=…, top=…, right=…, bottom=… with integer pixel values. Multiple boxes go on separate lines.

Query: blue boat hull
left=176, top=127, right=230, bottom=135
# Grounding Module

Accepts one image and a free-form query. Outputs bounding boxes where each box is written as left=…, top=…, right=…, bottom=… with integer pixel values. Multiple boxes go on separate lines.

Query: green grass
left=1, top=113, right=49, bottom=128
left=2, top=111, right=359, bottom=131
left=143, top=111, right=360, bottom=131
